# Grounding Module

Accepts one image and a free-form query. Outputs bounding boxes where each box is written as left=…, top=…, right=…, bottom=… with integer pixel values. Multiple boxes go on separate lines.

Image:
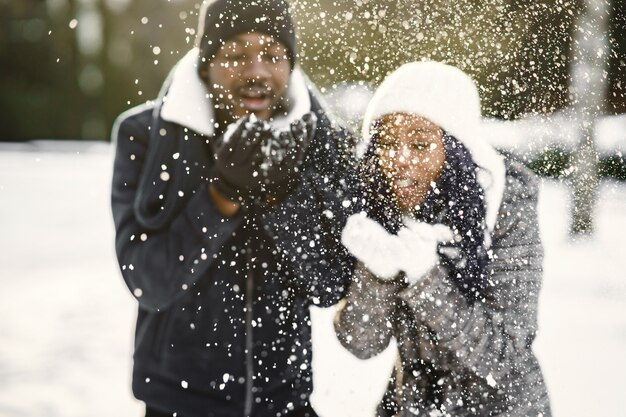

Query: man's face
left=205, top=32, right=291, bottom=125
left=374, top=112, right=446, bottom=213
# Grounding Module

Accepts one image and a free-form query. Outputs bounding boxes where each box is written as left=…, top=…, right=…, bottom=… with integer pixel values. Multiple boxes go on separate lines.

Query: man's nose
left=242, top=55, right=271, bottom=80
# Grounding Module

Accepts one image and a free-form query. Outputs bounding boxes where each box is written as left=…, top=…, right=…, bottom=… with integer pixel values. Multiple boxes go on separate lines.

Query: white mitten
left=397, top=218, right=453, bottom=284
left=341, top=213, right=403, bottom=280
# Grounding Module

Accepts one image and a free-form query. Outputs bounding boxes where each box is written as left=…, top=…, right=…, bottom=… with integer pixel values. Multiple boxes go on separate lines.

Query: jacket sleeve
left=333, top=262, right=404, bottom=359
left=111, top=112, right=243, bottom=312
left=259, top=127, right=358, bottom=307
left=397, top=168, right=544, bottom=384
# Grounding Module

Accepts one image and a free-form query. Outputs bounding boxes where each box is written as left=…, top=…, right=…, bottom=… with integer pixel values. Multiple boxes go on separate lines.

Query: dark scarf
left=357, top=133, right=488, bottom=301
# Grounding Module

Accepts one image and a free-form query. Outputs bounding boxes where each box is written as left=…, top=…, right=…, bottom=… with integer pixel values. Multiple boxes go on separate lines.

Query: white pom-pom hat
left=360, top=61, right=506, bottom=243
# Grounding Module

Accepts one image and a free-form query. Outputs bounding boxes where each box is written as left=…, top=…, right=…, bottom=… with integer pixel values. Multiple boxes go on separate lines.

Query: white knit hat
left=361, top=61, right=506, bottom=241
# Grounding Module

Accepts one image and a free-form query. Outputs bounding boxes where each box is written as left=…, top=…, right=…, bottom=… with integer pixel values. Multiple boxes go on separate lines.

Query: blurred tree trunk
left=75, top=0, right=107, bottom=139
left=67, top=0, right=83, bottom=138
left=570, top=0, right=610, bottom=235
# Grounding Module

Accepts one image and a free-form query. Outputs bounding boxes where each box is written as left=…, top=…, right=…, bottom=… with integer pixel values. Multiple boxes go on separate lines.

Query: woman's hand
left=397, top=218, right=453, bottom=284
left=341, top=213, right=404, bottom=280
left=341, top=214, right=453, bottom=283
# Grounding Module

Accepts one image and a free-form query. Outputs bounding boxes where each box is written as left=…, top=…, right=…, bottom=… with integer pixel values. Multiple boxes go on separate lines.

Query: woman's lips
left=393, top=178, right=418, bottom=202
left=395, top=178, right=415, bottom=188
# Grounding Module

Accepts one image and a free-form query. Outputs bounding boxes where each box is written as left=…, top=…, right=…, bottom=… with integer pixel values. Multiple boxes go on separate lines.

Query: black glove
left=210, top=115, right=268, bottom=203
left=259, top=112, right=317, bottom=195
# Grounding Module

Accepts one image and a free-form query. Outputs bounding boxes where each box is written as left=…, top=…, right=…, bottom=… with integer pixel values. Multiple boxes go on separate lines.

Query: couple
left=110, top=0, right=551, bottom=416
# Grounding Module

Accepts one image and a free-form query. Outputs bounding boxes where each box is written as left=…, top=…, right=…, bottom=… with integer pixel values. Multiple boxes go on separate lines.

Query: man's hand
left=210, top=112, right=316, bottom=206
left=210, top=114, right=267, bottom=203
left=259, top=112, right=316, bottom=194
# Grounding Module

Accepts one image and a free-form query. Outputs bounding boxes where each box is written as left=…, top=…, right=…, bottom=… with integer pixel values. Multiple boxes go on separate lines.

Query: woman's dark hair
left=356, top=130, right=489, bottom=302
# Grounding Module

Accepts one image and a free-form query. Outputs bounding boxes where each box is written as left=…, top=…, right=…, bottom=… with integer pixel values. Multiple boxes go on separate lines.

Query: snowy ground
left=0, top=141, right=625, bottom=417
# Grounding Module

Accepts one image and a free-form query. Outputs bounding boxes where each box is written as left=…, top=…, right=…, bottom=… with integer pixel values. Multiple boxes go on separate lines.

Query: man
left=110, top=1, right=356, bottom=416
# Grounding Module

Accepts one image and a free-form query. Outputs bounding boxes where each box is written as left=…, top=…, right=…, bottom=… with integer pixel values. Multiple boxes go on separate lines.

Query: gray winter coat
left=334, top=161, right=552, bottom=417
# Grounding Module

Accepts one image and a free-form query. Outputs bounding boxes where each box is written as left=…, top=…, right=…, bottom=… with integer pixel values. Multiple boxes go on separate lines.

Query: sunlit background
left=1, top=1, right=625, bottom=416
left=3, top=0, right=626, bottom=140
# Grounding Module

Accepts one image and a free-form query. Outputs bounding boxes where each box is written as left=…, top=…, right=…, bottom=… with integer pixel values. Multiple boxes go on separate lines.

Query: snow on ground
left=0, top=142, right=625, bottom=417
left=482, top=110, right=626, bottom=158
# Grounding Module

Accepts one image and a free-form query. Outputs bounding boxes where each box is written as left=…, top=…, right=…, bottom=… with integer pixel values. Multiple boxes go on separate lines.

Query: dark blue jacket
left=111, top=93, right=356, bottom=417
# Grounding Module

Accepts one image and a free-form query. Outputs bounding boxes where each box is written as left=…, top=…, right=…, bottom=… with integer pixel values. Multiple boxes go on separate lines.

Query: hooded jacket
left=334, top=62, right=551, bottom=416
left=111, top=49, right=356, bottom=417
left=335, top=161, right=552, bottom=417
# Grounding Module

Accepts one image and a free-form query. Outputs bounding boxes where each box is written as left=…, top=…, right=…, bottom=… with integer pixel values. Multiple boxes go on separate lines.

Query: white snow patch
left=0, top=142, right=624, bottom=417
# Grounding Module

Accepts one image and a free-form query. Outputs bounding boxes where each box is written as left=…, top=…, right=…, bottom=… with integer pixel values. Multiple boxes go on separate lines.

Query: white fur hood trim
left=360, top=61, right=505, bottom=242
left=160, top=48, right=312, bottom=137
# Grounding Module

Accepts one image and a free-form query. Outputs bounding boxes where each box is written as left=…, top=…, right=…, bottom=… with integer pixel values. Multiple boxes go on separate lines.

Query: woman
left=335, top=62, right=552, bottom=417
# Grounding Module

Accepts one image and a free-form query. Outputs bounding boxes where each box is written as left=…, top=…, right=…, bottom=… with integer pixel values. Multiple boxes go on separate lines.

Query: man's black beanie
left=195, top=0, right=297, bottom=72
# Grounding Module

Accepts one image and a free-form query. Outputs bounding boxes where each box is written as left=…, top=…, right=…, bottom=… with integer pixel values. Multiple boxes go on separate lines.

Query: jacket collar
left=160, top=48, right=311, bottom=137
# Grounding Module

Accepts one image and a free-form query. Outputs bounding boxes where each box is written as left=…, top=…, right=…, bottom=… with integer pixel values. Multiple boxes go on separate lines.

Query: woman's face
left=374, top=112, right=446, bottom=212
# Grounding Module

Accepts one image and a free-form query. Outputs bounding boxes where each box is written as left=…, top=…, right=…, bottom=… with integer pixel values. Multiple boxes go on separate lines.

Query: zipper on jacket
left=244, top=238, right=254, bottom=416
